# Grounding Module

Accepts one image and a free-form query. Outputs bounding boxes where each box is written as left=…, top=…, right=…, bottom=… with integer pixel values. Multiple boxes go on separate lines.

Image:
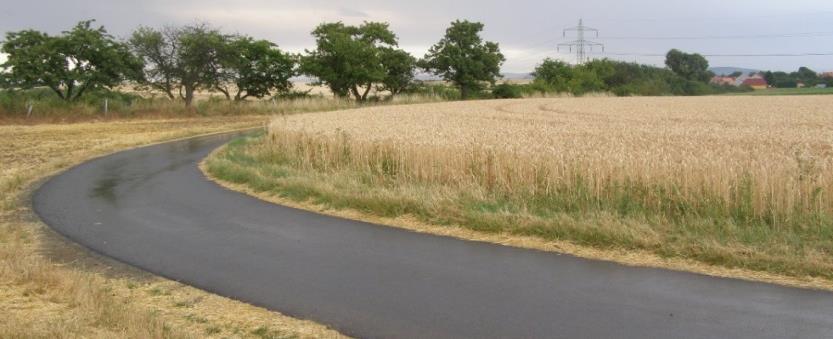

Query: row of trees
left=764, top=67, right=833, bottom=88
left=522, top=49, right=740, bottom=97
left=1, top=19, right=506, bottom=106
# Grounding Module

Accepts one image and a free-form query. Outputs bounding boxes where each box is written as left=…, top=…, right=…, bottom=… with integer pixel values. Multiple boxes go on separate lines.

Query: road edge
left=201, top=141, right=833, bottom=293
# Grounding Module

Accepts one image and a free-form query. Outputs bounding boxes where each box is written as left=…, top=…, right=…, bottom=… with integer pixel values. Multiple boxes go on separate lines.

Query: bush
left=491, top=83, right=523, bottom=99
left=405, top=83, right=461, bottom=100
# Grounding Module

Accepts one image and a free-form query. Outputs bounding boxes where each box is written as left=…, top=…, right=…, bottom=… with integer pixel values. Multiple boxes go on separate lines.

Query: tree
left=0, top=20, right=141, bottom=101
left=216, top=37, right=295, bottom=101
left=794, top=66, right=819, bottom=86
left=764, top=71, right=796, bottom=88
left=532, top=58, right=572, bottom=92
left=665, top=49, right=711, bottom=82
left=420, top=20, right=505, bottom=99
left=301, top=22, right=412, bottom=101
left=378, top=47, right=416, bottom=95
left=568, top=65, right=605, bottom=95
left=130, top=24, right=227, bottom=106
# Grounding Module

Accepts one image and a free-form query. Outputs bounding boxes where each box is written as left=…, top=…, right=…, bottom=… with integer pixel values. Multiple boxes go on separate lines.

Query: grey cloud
left=338, top=8, right=370, bottom=18
left=2, top=0, right=832, bottom=72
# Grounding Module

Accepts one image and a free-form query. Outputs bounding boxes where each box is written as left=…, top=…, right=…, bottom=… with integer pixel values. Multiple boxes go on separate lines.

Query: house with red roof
left=741, top=77, right=768, bottom=90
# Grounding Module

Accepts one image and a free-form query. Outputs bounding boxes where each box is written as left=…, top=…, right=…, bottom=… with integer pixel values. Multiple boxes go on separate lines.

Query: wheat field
left=268, top=96, right=833, bottom=219
left=209, top=96, right=833, bottom=281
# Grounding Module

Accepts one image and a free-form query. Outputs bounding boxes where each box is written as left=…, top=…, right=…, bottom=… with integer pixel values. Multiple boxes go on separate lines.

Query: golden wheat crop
left=266, top=96, right=833, bottom=221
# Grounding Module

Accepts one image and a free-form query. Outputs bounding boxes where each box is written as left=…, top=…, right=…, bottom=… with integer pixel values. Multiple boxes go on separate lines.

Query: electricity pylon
left=558, top=19, right=604, bottom=64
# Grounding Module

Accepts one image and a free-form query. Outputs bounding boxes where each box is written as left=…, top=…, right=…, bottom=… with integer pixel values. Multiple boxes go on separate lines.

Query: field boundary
left=201, top=143, right=833, bottom=292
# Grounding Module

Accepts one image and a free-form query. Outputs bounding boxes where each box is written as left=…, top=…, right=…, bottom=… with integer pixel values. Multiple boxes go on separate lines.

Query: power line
left=600, top=52, right=833, bottom=57
left=599, top=32, right=833, bottom=40
left=517, top=30, right=833, bottom=51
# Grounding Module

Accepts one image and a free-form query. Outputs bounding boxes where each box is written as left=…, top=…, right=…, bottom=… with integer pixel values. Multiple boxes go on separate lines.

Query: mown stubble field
left=208, top=96, right=833, bottom=288
left=1, top=118, right=346, bottom=338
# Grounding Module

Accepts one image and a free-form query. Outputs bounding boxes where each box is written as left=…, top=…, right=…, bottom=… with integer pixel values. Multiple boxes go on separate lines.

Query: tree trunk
left=49, top=86, right=66, bottom=100
left=350, top=85, right=363, bottom=102
left=184, top=86, right=195, bottom=107
left=217, top=86, right=231, bottom=101
left=361, top=83, right=372, bottom=101
left=460, top=85, right=469, bottom=100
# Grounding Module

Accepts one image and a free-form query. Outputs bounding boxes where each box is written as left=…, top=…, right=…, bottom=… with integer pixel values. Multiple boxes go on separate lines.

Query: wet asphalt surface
left=33, top=132, right=833, bottom=339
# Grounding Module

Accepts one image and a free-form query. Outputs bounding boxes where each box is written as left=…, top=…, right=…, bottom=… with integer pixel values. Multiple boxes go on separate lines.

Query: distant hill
left=710, top=67, right=761, bottom=76
left=501, top=72, right=534, bottom=80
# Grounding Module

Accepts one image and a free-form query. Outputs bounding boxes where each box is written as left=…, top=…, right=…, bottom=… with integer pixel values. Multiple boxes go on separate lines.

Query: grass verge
left=204, top=133, right=833, bottom=291
left=1, top=118, right=346, bottom=338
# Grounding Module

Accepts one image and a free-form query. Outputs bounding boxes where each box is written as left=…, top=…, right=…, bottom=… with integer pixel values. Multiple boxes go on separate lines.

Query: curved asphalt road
left=34, top=132, right=833, bottom=339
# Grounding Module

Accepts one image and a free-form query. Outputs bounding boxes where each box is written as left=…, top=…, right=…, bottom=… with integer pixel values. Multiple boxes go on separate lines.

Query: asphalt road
left=34, top=132, right=833, bottom=339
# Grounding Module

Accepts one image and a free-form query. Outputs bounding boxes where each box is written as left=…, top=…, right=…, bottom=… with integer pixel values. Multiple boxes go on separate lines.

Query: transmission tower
left=558, top=19, right=605, bottom=64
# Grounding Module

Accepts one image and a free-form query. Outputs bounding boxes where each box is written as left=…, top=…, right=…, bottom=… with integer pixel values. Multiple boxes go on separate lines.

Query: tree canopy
left=378, top=47, right=416, bottom=95
left=765, top=66, right=826, bottom=88
left=532, top=58, right=572, bottom=92
left=216, top=37, right=296, bottom=101
left=665, top=49, right=711, bottom=82
left=420, top=20, right=505, bottom=99
left=300, top=21, right=413, bottom=101
left=0, top=20, right=142, bottom=101
left=129, top=24, right=228, bottom=106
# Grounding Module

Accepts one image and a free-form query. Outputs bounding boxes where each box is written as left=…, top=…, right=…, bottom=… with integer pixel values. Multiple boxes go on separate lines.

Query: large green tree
left=532, top=58, right=573, bottom=92
left=0, top=20, right=141, bottom=101
left=665, top=49, right=711, bottom=82
left=301, top=21, right=413, bottom=101
left=420, top=20, right=505, bottom=99
left=378, top=47, right=416, bottom=95
left=794, top=66, right=819, bottom=86
left=129, top=24, right=227, bottom=106
left=216, top=37, right=296, bottom=101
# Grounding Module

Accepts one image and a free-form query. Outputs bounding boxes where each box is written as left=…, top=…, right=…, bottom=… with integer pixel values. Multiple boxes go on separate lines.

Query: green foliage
left=491, top=83, right=523, bottom=99
left=532, top=58, right=572, bottom=92
left=0, top=87, right=142, bottom=118
left=420, top=20, right=505, bottom=99
left=665, top=49, right=712, bottom=82
left=300, top=21, right=414, bottom=101
left=216, top=37, right=296, bottom=101
left=404, top=82, right=461, bottom=100
left=129, top=24, right=228, bottom=106
left=530, top=57, right=750, bottom=97
left=378, top=48, right=417, bottom=95
left=568, top=64, right=606, bottom=95
left=764, top=71, right=795, bottom=88
left=0, top=20, right=142, bottom=101
left=764, top=66, right=823, bottom=88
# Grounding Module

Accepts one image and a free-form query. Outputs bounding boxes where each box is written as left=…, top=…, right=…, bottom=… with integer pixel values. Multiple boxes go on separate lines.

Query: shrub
left=491, top=83, right=523, bottom=99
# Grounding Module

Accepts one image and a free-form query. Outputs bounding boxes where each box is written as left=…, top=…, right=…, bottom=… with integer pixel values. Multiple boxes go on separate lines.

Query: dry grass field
left=0, top=118, right=346, bottom=338
left=206, top=96, right=833, bottom=286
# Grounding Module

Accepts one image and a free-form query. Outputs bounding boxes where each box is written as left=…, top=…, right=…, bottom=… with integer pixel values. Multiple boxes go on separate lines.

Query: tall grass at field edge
left=206, top=134, right=833, bottom=280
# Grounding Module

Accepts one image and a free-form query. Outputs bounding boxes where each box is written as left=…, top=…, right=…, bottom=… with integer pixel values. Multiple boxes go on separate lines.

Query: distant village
left=711, top=70, right=833, bottom=90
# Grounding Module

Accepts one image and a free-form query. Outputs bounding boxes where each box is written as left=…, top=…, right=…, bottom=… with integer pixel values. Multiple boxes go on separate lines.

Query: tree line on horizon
left=3, top=19, right=808, bottom=109
left=0, top=19, right=506, bottom=106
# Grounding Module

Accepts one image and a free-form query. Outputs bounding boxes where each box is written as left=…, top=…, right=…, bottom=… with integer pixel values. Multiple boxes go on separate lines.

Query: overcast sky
left=2, top=0, right=833, bottom=72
